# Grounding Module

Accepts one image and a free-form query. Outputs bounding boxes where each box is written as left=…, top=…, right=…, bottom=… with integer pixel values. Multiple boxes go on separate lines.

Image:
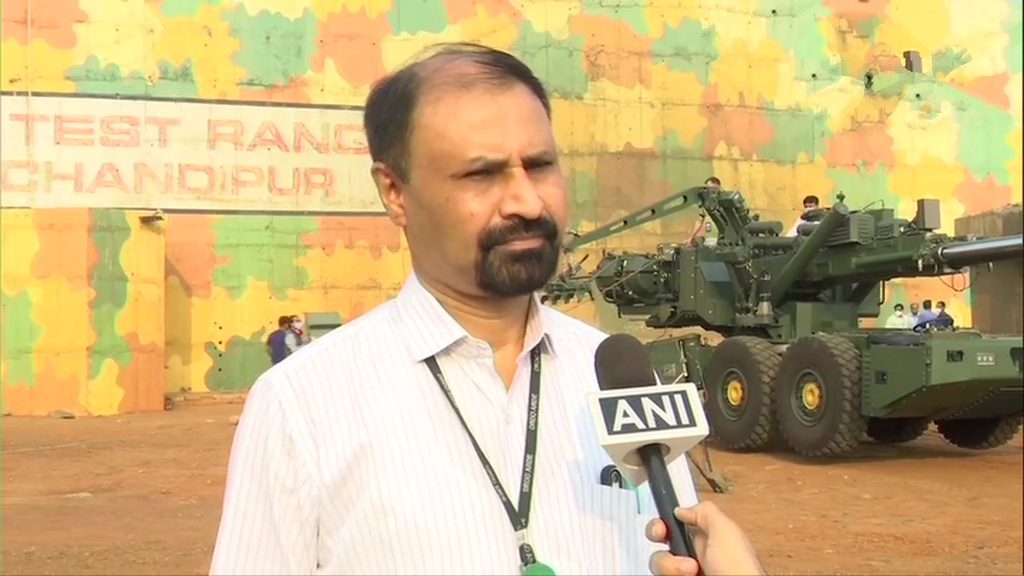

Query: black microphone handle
left=637, top=443, right=701, bottom=567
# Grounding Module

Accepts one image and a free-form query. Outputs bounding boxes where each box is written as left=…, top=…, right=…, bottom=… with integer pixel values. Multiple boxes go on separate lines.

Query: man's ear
left=372, top=162, right=407, bottom=227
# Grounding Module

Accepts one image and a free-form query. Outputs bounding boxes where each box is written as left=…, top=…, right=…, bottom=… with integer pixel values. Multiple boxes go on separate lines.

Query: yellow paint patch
left=649, top=64, right=705, bottom=105
left=509, top=0, right=581, bottom=40
left=584, top=79, right=659, bottom=150
left=772, top=53, right=813, bottom=109
left=0, top=39, right=77, bottom=92
left=81, top=359, right=124, bottom=416
left=802, top=76, right=865, bottom=133
left=660, top=104, right=707, bottom=149
left=307, top=57, right=367, bottom=106
left=152, top=5, right=244, bottom=100
left=296, top=238, right=409, bottom=297
left=1009, top=126, right=1023, bottom=205
left=889, top=155, right=966, bottom=230
left=117, top=214, right=165, bottom=347
left=879, top=0, right=952, bottom=54
left=944, top=0, right=1012, bottom=69
left=235, top=0, right=315, bottom=19
left=0, top=211, right=40, bottom=294
left=73, top=0, right=163, bottom=80
left=551, top=99, right=602, bottom=153
left=647, top=0, right=704, bottom=40
left=380, top=29, right=465, bottom=71
left=311, top=0, right=394, bottom=20
left=457, top=5, right=521, bottom=52
left=31, top=275, right=94, bottom=382
left=888, top=100, right=961, bottom=165
left=710, top=38, right=788, bottom=107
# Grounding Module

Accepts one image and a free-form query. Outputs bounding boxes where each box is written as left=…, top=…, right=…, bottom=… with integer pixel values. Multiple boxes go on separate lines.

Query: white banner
left=0, top=94, right=382, bottom=213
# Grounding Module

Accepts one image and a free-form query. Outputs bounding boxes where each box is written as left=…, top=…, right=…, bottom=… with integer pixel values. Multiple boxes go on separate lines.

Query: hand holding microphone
left=591, top=334, right=765, bottom=576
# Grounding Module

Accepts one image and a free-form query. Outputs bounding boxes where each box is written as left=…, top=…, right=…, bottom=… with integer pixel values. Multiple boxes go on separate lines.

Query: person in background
left=884, top=303, right=913, bottom=329
left=908, top=302, right=920, bottom=326
left=266, top=316, right=298, bottom=365
left=935, top=300, right=954, bottom=326
left=786, top=195, right=820, bottom=236
left=914, top=299, right=938, bottom=329
left=688, top=176, right=722, bottom=246
left=290, top=315, right=311, bottom=346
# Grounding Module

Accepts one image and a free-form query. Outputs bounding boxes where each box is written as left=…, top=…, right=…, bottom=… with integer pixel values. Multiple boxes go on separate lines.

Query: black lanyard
left=424, top=346, right=543, bottom=570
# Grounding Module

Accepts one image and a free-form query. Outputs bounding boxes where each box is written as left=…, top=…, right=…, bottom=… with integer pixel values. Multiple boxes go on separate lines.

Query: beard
left=475, top=214, right=561, bottom=298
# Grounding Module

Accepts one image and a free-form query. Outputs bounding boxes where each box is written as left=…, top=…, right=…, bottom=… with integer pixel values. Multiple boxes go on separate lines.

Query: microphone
left=589, top=333, right=710, bottom=565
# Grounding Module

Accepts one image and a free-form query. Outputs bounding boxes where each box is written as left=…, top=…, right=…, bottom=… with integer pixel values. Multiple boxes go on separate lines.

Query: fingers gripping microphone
left=590, top=333, right=710, bottom=564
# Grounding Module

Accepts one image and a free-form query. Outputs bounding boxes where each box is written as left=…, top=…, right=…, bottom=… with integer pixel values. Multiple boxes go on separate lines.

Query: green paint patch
left=89, top=210, right=132, bottom=380
left=1, top=290, right=41, bottom=388
left=386, top=0, right=450, bottom=35
left=650, top=18, right=718, bottom=85
left=1006, top=11, right=1022, bottom=75
left=826, top=164, right=900, bottom=213
left=579, top=0, right=649, bottom=36
left=204, top=328, right=271, bottom=392
left=760, top=0, right=836, bottom=81
left=66, top=57, right=199, bottom=98
left=653, top=130, right=713, bottom=231
left=931, top=48, right=970, bottom=79
left=223, top=6, right=318, bottom=87
left=160, top=0, right=222, bottom=18
left=511, top=22, right=589, bottom=99
left=212, top=215, right=319, bottom=300
left=758, top=107, right=831, bottom=163
left=568, top=169, right=598, bottom=230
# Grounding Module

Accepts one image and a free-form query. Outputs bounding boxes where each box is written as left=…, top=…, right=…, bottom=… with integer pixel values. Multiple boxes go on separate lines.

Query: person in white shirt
left=210, top=42, right=764, bottom=576
left=785, top=195, right=821, bottom=236
left=884, top=303, right=913, bottom=329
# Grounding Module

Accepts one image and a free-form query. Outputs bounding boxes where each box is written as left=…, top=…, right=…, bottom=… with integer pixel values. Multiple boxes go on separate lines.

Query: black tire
left=936, top=414, right=1023, bottom=449
left=704, top=336, right=780, bottom=451
left=775, top=334, right=867, bottom=457
left=866, top=417, right=930, bottom=444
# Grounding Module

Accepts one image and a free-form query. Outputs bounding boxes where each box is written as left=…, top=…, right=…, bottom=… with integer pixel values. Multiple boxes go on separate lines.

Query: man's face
left=375, top=76, right=567, bottom=299
left=910, top=303, right=919, bottom=314
left=895, top=306, right=904, bottom=316
left=803, top=201, right=818, bottom=211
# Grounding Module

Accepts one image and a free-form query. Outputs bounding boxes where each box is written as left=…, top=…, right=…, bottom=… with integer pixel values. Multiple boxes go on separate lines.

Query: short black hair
left=937, top=300, right=946, bottom=307
left=278, top=315, right=292, bottom=327
left=704, top=176, right=721, bottom=186
left=894, top=303, right=904, bottom=311
left=363, top=42, right=551, bottom=182
left=922, top=299, right=933, bottom=309
left=803, top=195, right=820, bottom=206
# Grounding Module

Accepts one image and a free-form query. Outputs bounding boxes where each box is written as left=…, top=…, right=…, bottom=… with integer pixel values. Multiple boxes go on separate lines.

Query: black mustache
left=480, top=216, right=559, bottom=251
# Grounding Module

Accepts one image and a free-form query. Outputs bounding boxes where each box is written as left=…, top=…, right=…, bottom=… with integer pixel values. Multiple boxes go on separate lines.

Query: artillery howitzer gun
left=545, top=186, right=1024, bottom=458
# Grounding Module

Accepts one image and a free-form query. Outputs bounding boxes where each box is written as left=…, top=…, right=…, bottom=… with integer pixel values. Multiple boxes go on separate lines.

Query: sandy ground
left=2, top=401, right=1022, bottom=576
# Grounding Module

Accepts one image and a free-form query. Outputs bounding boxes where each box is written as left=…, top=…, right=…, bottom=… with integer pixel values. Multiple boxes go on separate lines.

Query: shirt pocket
left=572, top=483, right=651, bottom=575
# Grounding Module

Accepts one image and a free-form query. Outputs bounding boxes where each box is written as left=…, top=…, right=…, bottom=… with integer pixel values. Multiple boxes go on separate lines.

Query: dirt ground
left=2, top=401, right=1022, bottom=576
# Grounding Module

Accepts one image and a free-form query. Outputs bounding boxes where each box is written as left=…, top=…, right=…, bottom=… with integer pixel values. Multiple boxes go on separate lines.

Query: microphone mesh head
left=594, top=333, right=658, bottom=391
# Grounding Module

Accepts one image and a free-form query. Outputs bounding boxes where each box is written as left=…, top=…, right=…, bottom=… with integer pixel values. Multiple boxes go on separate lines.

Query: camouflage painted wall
left=1, top=0, right=1021, bottom=414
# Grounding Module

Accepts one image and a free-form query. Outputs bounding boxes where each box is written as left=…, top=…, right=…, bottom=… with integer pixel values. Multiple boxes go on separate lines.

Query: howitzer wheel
left=865, top=417, right=930, bottom=444
left=704, top=336, right=780, bottom=451
left=775, top=334, right=867, bottom=457
left=935, top=414, right=1024, bottom=450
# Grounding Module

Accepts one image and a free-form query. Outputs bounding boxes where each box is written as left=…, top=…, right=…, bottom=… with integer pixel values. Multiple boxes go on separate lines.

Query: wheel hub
left=800, top=380, right=822, bottom=411
left=726, top=379, right=745, bottom=407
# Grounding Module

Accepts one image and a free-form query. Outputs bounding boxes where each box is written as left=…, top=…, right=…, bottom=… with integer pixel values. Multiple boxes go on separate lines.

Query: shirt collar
left=395, top=273, right=557, bottom=362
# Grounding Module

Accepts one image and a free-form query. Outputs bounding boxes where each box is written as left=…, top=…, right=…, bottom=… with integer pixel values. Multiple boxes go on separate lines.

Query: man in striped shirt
left=211, top=43, right=764, bottom=576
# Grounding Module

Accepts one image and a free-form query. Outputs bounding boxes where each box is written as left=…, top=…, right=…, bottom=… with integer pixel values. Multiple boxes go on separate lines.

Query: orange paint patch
left=165, top=215, right=218, bottom=299
left=29, top=208, right=94, bottom=290
left=238, top=78, right=313, bottom=104
left=301, top=216, right=402, bottom=259
left=593, top=146, right=669, bottom=222
left=702, top=85, right=774, bottom=158
left=443, top=0, right=522, bottom=23
left=570, top=13, right=653, bottom=90
left=823, top=123, right=895, bottom=168
left=3, top=357, right=84, bottom=416
left=115, top=332, right=166, bottom=413
left=0, top=0, right=87, bottom=49
left=312, top=8, right=390, bottom=89
left=953, top=173, right=1014, bottom=215
left=959, top=73, right=1012, bottom=110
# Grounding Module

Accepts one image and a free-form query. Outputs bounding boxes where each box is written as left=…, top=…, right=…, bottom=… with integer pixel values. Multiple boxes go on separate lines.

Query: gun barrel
left=769, top=202, right=851, bottom=306
left=936, top=234, right=1024, bottom=268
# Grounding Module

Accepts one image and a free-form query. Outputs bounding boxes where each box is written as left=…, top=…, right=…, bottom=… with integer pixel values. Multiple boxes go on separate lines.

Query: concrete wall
left=955, top=206, right=1024, bottom=335
left=1, top=0, right=1021, bottom=414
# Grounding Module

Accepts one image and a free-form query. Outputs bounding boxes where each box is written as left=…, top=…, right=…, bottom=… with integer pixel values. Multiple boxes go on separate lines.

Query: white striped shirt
left=210, top=273, right=699, bottom=575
